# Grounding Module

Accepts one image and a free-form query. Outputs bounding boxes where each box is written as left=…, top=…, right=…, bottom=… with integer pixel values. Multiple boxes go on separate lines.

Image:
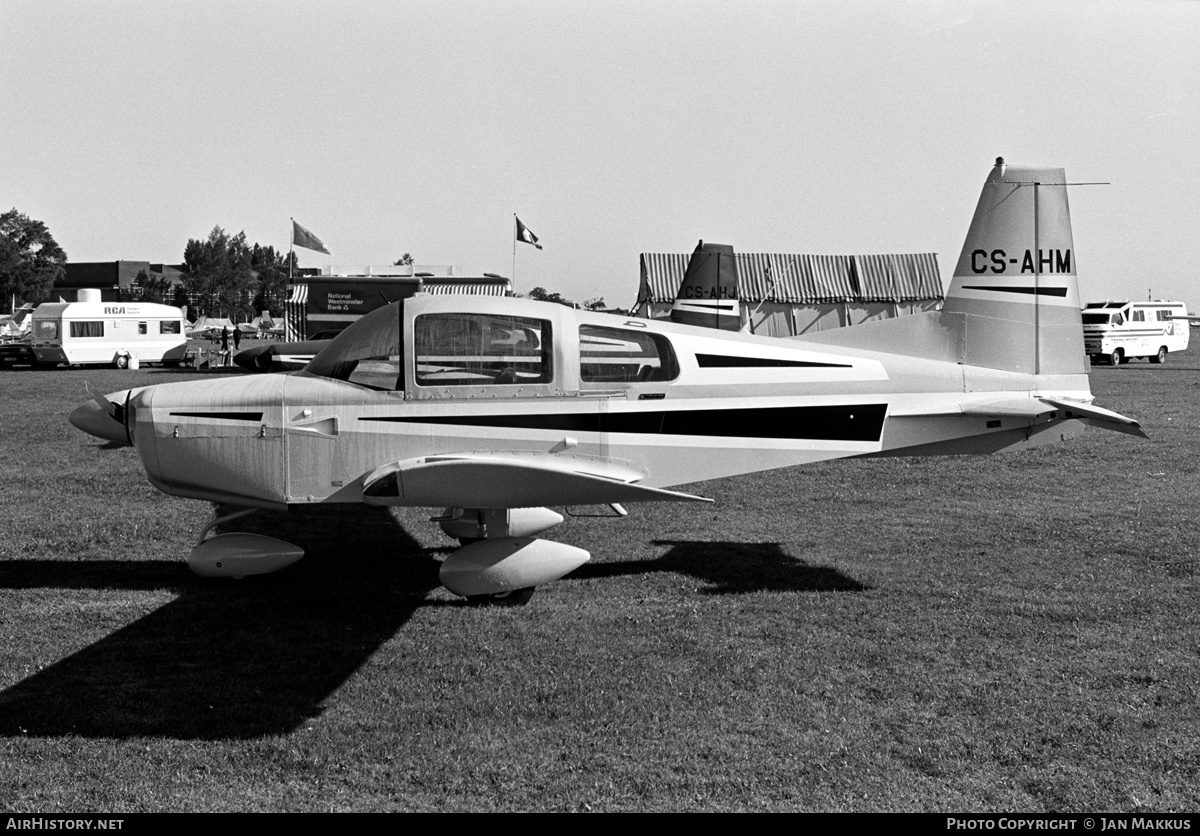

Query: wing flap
left=362, top=453, right=711, bottom=508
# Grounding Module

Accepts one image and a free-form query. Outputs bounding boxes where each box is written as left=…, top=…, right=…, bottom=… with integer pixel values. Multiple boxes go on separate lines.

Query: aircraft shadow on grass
left=0, top=505, right=441, bottom=741
left=0, top=507, right=862, bottom=740
left=573, top=539, right=867, bottom=595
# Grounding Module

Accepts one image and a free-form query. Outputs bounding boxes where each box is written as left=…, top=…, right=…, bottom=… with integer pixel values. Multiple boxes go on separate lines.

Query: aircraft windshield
left=304, top=303, right=403, bottom=390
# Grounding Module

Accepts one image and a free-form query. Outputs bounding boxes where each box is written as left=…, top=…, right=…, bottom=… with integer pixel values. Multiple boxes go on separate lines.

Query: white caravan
left=1081, top=301, right=1189, bottom=365
left=31, top=301, right=188, bottom=368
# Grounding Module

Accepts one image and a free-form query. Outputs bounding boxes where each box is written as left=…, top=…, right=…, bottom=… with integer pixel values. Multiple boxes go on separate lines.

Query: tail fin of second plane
left=670, top=240, right=741, bottom=331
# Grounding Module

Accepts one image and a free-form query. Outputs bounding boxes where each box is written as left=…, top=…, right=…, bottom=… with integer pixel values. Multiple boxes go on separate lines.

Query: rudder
left=944, top=157, right=1085, bottom=375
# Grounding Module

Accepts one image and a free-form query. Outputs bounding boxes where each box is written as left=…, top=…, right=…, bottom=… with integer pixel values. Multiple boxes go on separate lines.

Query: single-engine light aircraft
left=70, top=159, right=1143, bottom=604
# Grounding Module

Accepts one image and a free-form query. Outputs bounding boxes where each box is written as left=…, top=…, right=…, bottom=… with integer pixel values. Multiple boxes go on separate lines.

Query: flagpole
left=288, top=217, right=294, bottom=282
left=512, top=214, right=518, bottom=293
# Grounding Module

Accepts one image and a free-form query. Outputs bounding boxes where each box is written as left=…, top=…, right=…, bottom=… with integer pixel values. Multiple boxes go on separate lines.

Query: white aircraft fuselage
left=69, top=160, right=1143, bottom=600
left=122, top=293, right=1096, bottom=513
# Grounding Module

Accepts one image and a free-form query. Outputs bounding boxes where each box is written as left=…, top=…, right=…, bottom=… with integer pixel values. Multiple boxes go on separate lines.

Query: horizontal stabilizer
left=960, top=398, right=1059, bottom=419
left=891, top=395, right=1145, bottom=437
left=362, top=452, right=712, bottom=508
left=890, top=396, right=1059, bottom=419
left=1039, top=398, right=1148, bottom=438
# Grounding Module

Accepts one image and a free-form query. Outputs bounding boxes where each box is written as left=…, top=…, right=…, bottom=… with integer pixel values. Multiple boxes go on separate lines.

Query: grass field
left=0, top=347, right=1197, bottom=812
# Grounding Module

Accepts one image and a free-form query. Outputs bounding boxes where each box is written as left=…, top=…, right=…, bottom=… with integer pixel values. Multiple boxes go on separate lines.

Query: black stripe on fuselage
left=360, top=403, right=887, bottom=442
left=695, top=353, right=852, bottom=369
left=169, top=411, right=264, bottom=421
left=961, top=285, right=1069, bottom=297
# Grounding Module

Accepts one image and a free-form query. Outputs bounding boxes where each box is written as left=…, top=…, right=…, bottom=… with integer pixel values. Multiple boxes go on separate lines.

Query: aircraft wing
left=361, top=452, right=713, bottom=508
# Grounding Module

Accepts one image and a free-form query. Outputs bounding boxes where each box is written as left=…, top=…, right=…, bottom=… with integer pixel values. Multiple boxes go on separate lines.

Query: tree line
left=0, top=209, right=66, bottom=310
left=1, top=209, right=604, bottom=318
left=0, top=209, right=295, bottom=319
left=176, top=226, right=293, bottom=319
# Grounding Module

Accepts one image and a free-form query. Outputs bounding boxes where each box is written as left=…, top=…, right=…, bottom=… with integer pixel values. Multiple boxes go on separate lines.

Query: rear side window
left=160, top=321, right=182, bottom=334
left=579, top=324, right=678, bottom=383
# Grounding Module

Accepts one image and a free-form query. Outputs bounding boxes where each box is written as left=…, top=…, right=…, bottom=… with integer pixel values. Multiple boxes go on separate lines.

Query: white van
left=1082, top=300, right=1190, bottom=365
left=30, top=301, right=188, bottom=368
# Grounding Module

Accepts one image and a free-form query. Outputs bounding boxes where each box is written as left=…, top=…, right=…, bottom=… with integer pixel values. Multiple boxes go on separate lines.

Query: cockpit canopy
left=303, top=296, right=679, bottom=394
left=304, top=302, right=403, bottom=389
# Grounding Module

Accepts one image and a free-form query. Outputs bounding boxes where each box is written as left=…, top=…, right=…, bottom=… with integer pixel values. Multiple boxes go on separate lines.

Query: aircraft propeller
left=69, top=385, right=133, bottom=446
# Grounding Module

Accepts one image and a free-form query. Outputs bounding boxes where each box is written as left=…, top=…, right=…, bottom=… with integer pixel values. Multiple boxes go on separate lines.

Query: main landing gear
left=433, top=507, right=590, bottom=606
left=182, top=505, right=589, bottom=606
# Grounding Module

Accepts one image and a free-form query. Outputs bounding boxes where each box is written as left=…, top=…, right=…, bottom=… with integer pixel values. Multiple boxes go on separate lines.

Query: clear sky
left=2, top=0, right=1197, bottom=308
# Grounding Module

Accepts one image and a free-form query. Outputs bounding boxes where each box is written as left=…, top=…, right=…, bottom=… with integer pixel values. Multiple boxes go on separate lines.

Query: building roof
left=638, top=252, right=943, bottom=304
left=286, top=275, right=512, bottom=305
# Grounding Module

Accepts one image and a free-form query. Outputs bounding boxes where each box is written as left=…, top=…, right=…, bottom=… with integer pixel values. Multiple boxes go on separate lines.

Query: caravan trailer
left=1081, top=300, right=1189, bottom=365
left=30, top=300, right=187, bottom=368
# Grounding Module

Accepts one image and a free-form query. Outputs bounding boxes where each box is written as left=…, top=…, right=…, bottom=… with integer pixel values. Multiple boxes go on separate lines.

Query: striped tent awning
left=639, top=252, right=943, bottom=305
left=421, top=283, right=510, bottom=296
left=284, top=284, right=308, bottom=341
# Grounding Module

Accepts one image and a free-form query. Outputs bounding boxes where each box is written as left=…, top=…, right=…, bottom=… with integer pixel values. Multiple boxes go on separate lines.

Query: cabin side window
left=415, top=314, right=552, bottom=386
left=160, top=321, right=182, bottom=334
left=1132, top=310, right=1145, bottom=322
left=579, top=324, right=679, bottom=383
left=70, top=321, right=104, bottom=338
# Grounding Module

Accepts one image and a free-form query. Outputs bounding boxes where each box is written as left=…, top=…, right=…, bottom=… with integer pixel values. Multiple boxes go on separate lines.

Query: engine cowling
left=439, top=537, right=589, bottom=598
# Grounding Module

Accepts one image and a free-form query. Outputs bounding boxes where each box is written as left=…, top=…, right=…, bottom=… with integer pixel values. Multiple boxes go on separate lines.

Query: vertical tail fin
left=670, top=240, right=741, bottom=331
left=943, top=157, right=1085, bottom=375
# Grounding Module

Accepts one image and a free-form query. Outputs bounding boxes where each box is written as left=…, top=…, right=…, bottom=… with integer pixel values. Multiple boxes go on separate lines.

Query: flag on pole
left=292, top=220, right=330, bottom=254
left=515, top=216, right=542, bottom=250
